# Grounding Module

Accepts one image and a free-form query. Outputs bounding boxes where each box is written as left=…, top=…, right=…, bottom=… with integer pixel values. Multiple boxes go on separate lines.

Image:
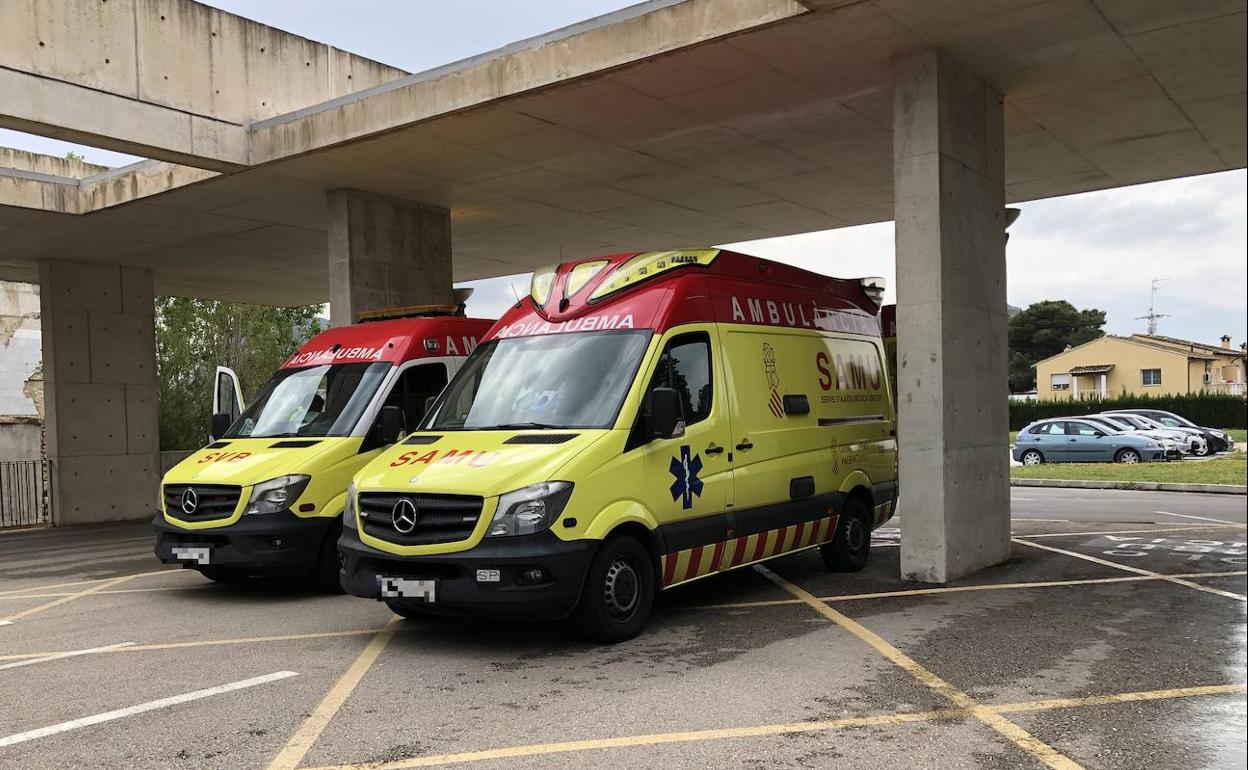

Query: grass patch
left=1011, top=454, right=1247, bottom=486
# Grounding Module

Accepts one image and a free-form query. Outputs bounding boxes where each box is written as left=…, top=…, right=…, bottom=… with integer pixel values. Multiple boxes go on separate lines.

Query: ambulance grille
left=163, top=484, right=241, bottom=521
left=358, top=492, right=484, bottom=546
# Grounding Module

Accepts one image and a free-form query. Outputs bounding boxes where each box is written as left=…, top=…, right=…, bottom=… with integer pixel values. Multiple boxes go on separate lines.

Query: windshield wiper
left=250, top=432, right=305, bottom=438
left=482, top=422, right=564, bottom=430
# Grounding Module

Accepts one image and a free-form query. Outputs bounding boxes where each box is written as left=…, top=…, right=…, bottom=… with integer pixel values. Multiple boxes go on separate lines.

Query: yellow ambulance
left=339, top=250, right=898, bottom=640
left=153, top=309, right=493, bottom=590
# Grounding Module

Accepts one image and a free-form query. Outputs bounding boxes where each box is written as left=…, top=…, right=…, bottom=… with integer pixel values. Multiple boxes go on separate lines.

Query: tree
left=156, top=298, right=323, bottom=449
left=1007, top=300, right=1106, bottom=392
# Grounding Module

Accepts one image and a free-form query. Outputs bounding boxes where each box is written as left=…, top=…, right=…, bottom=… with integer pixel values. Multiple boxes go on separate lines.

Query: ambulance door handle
left=704, top=444, right=725, bottom=456
left=735, top=439, right=754, bottom=451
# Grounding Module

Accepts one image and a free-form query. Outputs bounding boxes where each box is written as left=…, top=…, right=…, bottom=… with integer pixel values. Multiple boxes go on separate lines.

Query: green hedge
left=1010, top=392, right=1247, bottom=431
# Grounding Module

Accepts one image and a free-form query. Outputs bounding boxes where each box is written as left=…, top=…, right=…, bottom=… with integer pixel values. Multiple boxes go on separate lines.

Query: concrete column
left=38, top=260, right=159, bottom=525
left=1073, top=375, right=1080, bottom=400
left=893, top=48, right=1010, bottom=583
left=327, top=188, right=453, bottom=327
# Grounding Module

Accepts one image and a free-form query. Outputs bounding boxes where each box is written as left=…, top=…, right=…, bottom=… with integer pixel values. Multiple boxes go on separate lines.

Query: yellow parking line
left=1014, top=539, right=1247, bottom=602
left=301, top=683, right=1246, bottom=770
left=266, top=618, right=402, bottom=770
left=684, top=570, right=1248, bottom=610
left=0, top=568, right=188, bottom=597
left=0, top=628, right=389, bottom=662
left=995, top=683, right=1246, bottom=713
left=0, top=585, right=195, bottom=602
left=1015, top=523, right=1242, bottom=539
left=305, top=709, right=961, bottom=770
left=758, top=567, right=1085, bottom=770
left=0, top=573, right=140, bottom=624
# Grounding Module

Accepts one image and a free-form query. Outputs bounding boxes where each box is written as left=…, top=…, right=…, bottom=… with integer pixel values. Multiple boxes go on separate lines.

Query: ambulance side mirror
left=378, top=405, right=407, bottom=445
left=648, top=387, right=685, bottom=440
left=210, top=412, right=232, bottom=441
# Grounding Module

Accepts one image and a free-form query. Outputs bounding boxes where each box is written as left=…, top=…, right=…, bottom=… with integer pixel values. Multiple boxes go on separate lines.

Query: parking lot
left=1, top=488, right=1244, bottom=770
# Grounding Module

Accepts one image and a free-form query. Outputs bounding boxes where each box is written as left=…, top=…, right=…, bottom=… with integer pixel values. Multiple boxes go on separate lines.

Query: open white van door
left=211, top=366, right=244, bottom=439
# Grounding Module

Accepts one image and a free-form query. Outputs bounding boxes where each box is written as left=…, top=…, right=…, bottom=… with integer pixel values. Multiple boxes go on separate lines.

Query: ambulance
left=338, top=250, right=898, bottom=641
left=153, top=305, right=493, bottom=590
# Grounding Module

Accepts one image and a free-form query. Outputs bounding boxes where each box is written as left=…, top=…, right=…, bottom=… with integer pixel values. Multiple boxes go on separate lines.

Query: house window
left=1050, top=373, right=1070, bottom=391
left=1141, top=368, right=1162, bottom=386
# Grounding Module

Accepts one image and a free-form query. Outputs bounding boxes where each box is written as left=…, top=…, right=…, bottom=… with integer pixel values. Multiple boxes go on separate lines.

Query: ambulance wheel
left=574, top=535, right=655, bottom=644
left=199, top=567, right=248, bottom=583
left=821, top=497, right=871, bottom=573
left=311, top=522, right=345, bottom=594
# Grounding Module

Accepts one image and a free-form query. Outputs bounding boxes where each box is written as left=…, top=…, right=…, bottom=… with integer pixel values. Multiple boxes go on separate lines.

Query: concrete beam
left=39, top=260, right=160, bottom=525
left=893, top=48, right=1011, bottom=584
left=327, top=189, right=454, bottom=327
left=0, top=0, right=407, bottom=170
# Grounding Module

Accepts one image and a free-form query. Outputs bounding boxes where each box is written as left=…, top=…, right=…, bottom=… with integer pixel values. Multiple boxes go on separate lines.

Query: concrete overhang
left=1, top=0, right=1244, bottom=304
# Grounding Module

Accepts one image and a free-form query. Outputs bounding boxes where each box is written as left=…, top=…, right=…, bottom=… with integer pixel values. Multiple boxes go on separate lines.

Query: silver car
left=1013, top=418, right=1175, bottom=464
left=1091, top=414, right=1207, bottom=456
left=1101, top=413, right=1208, bottom=456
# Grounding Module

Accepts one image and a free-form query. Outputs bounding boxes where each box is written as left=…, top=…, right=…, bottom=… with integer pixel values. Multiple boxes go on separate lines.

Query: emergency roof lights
left=588, top=249, right=721, bottom=302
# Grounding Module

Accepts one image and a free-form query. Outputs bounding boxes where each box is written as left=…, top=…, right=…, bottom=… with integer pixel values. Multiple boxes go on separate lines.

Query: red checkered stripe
left=660, top=514, right=840, bottom=588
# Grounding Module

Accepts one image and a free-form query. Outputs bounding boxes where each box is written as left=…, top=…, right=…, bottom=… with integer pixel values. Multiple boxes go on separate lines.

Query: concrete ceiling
left=1, top=0, right=1243, bottom=304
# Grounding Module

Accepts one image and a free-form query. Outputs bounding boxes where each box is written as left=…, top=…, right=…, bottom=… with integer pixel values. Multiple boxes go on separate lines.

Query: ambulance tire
left=574, top=535, right=655, bottom=644
left=821, top=498, right=871, bottom=573
left=312, top=522, right=345, bottom=594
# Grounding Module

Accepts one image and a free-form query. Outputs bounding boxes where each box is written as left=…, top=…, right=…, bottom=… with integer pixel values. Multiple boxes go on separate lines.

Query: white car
left=1099, top=413, right=1208, bottom=456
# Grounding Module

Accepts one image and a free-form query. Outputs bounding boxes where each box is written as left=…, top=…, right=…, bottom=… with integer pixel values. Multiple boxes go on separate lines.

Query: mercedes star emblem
left=180, top=487, right=199, bottom=515
left=391, top=498, right=419, bottom=534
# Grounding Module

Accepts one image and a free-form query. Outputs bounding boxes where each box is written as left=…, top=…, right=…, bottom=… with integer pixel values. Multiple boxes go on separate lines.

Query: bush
left=1009, top=392, right=1247, bottom=430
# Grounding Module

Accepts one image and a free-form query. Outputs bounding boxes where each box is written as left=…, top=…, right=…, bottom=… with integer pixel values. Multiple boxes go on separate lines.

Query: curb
left=1010, top=478, right=1247, bottom=495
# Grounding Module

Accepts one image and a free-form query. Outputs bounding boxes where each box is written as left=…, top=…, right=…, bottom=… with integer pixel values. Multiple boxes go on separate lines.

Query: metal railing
left=1205, top=382, right=1245, bottom=396
left=0, top=459, right=52, bottom=529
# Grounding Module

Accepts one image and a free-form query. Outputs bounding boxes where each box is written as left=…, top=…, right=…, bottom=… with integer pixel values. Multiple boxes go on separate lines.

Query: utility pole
left=1136, top=276, right=1170, bottom=335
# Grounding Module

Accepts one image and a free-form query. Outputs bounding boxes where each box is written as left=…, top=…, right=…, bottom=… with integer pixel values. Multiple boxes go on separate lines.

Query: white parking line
left=0, top=642, right=136, bottom=671
left=0, top=670, right=298, bottom=748
left=1155, top=510, right=1242, bottom=525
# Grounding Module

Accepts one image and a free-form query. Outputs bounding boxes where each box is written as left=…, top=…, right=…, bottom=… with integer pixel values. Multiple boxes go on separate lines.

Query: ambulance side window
left=647, top=333, right=712, bottom=426
left=382, top=363, right=448, bottom=431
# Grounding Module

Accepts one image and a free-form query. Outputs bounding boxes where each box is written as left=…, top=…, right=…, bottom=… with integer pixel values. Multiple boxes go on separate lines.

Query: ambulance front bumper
left=153, top=511, right=332, bottom=576
left=338, top=525, right=596, bottom=620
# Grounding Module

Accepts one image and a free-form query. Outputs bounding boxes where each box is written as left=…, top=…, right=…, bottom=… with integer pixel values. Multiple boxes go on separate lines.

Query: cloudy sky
left=3, top=0, right=1244, bottom=345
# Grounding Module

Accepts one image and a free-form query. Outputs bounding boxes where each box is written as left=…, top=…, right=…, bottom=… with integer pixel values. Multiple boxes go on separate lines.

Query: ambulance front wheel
left=574, top=535, right=655, bottom=644
left=821, top=497, right=871, bottom=572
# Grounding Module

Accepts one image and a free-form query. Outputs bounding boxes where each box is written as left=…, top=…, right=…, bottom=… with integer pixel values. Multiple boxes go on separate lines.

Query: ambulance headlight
left=487, top=482, right=573, bottom=538
left=245, top=475, right=311, bottom=515
left=343, top=483, right=358, bottom=530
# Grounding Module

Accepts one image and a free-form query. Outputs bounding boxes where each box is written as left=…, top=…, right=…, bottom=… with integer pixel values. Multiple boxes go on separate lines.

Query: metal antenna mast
left=1136, top=276, right=1170, bottom=335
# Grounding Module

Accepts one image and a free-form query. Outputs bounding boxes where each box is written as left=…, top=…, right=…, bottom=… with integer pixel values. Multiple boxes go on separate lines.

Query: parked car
left=1013, top=418, right=1175, bottom=465
left=1089, top=413, right=1208, bottom=457
left=1104, top=409, right=1232, bottom=455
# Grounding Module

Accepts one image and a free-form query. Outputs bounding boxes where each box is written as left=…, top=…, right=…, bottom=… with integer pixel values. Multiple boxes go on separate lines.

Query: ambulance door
left=633, top=327, right=734, bottom=583
left=211, top=366, right=244, bottom=439
left=721, top=328, right=833, bottom=549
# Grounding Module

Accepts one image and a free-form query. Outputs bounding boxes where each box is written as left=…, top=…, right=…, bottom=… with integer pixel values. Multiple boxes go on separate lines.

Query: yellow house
left=1035, top=334, right=1246, bottom=401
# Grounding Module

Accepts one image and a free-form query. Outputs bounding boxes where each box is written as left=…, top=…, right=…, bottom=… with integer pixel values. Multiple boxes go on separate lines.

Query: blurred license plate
left=171, top=545, right=211, bottom=565
left=377, top=577, right=436, bottom=601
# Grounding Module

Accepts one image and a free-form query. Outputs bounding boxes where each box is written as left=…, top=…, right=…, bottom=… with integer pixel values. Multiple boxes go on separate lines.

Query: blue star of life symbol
left=669, top=445, right=704, bottom=510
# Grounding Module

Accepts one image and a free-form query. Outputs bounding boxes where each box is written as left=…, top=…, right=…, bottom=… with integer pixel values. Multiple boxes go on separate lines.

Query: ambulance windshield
left=225, top=362, right=390, bottom=438
left=427, top=331, right=650, bottom=430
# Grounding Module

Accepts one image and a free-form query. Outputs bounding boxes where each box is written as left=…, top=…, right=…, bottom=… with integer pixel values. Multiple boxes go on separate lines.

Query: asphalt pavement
left=0, top=488, right=1244, bottom=769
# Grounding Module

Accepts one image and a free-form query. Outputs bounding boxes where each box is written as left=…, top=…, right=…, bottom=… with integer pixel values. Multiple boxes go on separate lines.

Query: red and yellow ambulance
left=154, top=309, right=493, bottom=590
left=338, top=250, right=898, bottom=640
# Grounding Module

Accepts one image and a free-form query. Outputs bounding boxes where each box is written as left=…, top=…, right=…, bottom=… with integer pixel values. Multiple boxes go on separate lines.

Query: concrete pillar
left=327, top=189, right=453, bottom=327
left=1072, top=375, right=1080, bottom=400
left=893, top=48, right=1010, bottom=583
left=38, top=260, right=160, bottom=525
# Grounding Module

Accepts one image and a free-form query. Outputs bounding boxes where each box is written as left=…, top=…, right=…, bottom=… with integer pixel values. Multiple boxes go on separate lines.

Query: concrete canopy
left=2, top=0, right=1244, bottom=304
